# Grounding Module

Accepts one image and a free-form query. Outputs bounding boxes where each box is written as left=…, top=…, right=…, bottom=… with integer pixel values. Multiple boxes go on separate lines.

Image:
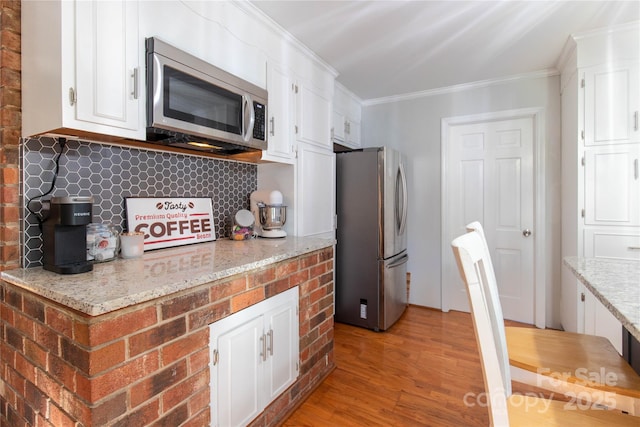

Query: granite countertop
left=1, top=235, right=335, bottom=316
left=563, top=256, right=640, bottom=342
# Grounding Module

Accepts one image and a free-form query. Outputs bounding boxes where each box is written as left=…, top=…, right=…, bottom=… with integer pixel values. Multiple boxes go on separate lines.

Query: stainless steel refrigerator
left=335, top=147, right=409, bottom=331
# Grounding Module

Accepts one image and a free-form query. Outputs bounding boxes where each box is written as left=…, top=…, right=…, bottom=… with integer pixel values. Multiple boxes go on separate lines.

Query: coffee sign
left=125, top=198, right=215, bottom=251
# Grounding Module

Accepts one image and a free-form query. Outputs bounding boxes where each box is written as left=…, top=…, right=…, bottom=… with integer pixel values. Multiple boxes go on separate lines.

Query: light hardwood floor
left=282, top=305, right=536, bottom=426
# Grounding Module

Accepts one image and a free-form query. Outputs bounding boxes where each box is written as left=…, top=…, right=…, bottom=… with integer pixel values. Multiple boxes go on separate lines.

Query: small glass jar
left=230, top=209, right=255, bottom=241
left=87, top=223, right=119, bottom=262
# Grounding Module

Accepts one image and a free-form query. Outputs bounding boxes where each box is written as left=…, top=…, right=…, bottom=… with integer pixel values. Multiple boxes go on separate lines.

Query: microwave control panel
left=253, top=102, right=266, bottom=141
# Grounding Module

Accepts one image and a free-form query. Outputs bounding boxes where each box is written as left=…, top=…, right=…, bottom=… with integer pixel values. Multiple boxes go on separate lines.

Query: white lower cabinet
left=581, top=283, right=623, bottom=355
left=210, top=287, right=299, bottom=427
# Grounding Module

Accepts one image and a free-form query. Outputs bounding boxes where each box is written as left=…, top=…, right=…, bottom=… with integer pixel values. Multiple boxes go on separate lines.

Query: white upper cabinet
left=138, top=1, right=267, bottom=90
left=296, top=143, right=336, bottom=237
left=75, top=0, right=140, bottom=131
left=294, top=80, right=333, bottom=149
left=584, top=144, right=640, bottom=227
left=332, top=82, right=362, bottom=148
left=583, top=63, right=640, bottom=146
left=263, top=64, right=335, bottom=161
left=262, top=63, right=295, bottom=163
left=22, top=0, right=144, bottom=140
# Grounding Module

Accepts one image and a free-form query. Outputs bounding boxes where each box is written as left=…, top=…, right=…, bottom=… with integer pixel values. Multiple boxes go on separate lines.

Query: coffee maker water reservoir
left=42, top=196, right=93, bottom=274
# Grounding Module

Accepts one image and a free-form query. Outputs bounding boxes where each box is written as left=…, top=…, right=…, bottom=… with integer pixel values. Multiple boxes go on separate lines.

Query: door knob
left=522, top=229, right=532, bottom=237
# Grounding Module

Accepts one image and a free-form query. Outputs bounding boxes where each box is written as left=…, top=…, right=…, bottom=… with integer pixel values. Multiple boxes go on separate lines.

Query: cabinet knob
left=522, top=229, right=532, bottom=237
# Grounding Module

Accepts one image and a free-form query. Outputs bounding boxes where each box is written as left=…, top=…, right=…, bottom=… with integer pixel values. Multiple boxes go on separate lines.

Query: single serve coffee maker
left=43, top=196, right=94, bottom=274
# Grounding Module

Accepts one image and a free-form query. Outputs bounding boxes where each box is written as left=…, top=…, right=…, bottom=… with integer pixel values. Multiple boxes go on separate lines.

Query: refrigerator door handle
left=386, top=254, right=409, bottom=269
left=397, top=161, right=408, bottom=236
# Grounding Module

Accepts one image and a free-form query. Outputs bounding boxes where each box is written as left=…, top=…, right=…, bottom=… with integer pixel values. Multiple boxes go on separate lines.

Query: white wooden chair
left=465, top=221, right=640, bottom=416
left=451, top=230, right=639, bottom=426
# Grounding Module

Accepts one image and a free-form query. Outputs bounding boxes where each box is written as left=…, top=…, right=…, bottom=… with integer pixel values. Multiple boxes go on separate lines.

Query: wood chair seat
left=507, top=395, right=640, bottom=426
left=451, top=229, right=640, bottom=425
left=507, top=326, right=640, bottom=401
left=464, top=221, right=640, bottom=415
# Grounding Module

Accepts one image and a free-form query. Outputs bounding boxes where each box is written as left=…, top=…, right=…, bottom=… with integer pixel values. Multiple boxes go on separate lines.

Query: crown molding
left=571, top=20, right=639, bottom=41
left=362, top=69, right=559, bottom=106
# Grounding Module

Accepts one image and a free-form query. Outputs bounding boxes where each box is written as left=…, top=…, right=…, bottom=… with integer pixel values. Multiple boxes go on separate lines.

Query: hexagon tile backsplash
left=21, top=136, right=257, bottom=268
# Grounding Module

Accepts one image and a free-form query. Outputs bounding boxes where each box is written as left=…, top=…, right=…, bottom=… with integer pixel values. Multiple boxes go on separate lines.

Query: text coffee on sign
left=125, top=198, right=216, bottom=251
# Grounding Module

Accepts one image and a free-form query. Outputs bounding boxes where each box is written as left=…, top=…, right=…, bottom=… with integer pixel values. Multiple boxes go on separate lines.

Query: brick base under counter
left=0, top=247, right=334, bottom=426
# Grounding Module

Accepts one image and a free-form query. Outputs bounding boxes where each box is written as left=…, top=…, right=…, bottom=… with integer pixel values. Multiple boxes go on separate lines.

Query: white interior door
left=443, top=116, right=535, bottom=324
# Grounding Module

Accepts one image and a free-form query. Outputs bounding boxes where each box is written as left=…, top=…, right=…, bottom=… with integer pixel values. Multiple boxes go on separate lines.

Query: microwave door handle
left=243, top=94, right=255, bottom=142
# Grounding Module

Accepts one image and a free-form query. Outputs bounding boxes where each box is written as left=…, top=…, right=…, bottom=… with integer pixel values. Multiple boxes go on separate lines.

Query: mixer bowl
left=258, top=205, right=287, bottom=230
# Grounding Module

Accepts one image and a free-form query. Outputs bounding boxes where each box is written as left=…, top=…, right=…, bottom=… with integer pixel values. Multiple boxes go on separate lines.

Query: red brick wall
left=0, top=0, right=21, bottom=272
left=1, top=247, right=334, bottom=426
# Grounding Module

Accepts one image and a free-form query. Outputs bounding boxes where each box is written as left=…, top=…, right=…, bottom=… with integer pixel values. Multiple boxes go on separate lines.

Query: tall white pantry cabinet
left=560, top=23, right=640, bottom=354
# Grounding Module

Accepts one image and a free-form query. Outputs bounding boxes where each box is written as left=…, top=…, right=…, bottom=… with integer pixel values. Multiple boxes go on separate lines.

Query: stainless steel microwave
left=145, top=37, right=267, bottom=155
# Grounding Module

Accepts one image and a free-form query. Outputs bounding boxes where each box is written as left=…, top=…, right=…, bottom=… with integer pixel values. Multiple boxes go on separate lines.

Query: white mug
left=120, top=232, right=145, bottom=259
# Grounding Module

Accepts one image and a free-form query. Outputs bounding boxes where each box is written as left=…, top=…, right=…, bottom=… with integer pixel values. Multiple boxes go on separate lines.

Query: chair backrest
left=465, top=221, right=511, bottom=396
left=451, top=231, right=511, bottom=426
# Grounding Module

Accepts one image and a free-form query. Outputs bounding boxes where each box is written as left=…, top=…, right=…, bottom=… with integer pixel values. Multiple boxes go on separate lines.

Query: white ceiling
left=251, top=1, right=640, bottom=101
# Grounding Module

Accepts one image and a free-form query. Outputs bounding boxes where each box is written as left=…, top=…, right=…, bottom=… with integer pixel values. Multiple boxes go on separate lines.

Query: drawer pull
left=628, top=246, right=640, bottom=250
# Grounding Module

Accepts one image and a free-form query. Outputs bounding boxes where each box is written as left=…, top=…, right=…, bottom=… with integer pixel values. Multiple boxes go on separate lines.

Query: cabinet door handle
left=267, top=329, right=274, bottom=356
left=260, top=333, right=267, bottom=362
left=634, top=111, right=639, bottom=131
left=269, top=117, right=275, bottom=136
left=68, top=87, right=76, bottom=106
left=131, top=68, right=139, bottom=100
left=634, top=159, right=638, bottom=180
left=212, top=349, right=219, bottom=366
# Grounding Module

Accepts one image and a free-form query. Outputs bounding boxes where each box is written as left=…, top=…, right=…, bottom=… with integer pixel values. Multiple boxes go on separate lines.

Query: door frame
left=440, top=108, right=546, bottom=328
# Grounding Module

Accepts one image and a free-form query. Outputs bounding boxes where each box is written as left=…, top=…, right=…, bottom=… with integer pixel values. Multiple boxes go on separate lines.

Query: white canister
left=120, top=232, right=145, bottom=259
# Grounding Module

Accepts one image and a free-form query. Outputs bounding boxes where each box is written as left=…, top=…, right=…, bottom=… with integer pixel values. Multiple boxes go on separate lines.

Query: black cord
left=26, top=137, right=67, bottom=230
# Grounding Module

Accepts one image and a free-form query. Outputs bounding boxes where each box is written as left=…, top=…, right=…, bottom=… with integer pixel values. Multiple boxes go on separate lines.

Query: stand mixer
left=250, top=190, right=287, bottom=238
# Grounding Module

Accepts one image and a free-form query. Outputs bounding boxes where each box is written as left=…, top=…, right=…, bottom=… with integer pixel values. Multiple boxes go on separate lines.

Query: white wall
left=362, top=74, right=562, bottom=328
